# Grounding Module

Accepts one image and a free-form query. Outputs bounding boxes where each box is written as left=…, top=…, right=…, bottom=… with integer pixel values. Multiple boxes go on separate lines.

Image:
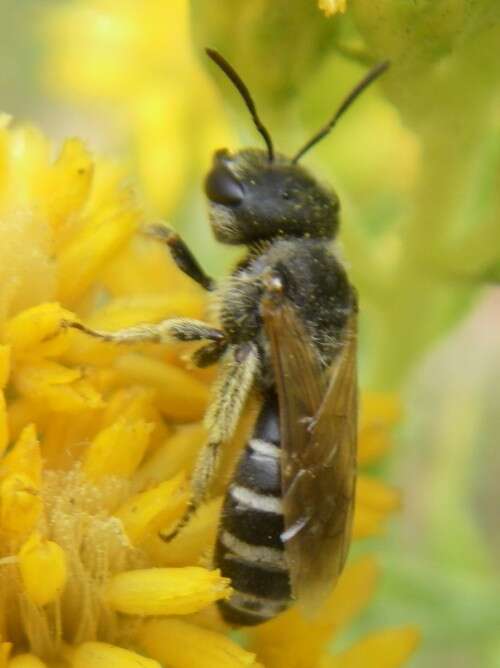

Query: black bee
left=69, top=49, right=388, bottom=626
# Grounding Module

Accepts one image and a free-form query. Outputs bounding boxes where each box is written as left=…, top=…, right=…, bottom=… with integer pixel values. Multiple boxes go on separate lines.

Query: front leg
left=65, top=318, right=225, bottom=346
left=145, top=223, right=215, bottom=291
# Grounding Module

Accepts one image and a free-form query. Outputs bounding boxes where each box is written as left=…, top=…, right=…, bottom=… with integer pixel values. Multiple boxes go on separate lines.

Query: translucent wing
left=261, top=283, right=357, bottom=613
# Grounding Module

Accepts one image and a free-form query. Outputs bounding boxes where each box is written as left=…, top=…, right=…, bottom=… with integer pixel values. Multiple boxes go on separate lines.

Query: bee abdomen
left=215, top=394, right=292, bottom=626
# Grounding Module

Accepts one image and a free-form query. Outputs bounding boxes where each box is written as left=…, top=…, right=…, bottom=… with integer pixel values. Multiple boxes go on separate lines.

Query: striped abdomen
left=215, top=393, right=291, bottom=626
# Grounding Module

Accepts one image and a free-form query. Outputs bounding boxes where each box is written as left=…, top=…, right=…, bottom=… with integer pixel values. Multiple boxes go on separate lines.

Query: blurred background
left=1, top=1, right=499, bottom=665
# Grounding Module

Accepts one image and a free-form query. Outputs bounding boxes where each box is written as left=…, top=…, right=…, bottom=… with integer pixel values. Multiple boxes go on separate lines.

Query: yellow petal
left=114, top=353, right=209, bottom=421
left=68, top=642, right=160, bottom=668
left=353, top=476, right=401, bottom=539
left=132, top=87, right=189, bottom=214
left=249, top=557, right=379, bottom=668
left=356, top=476, right=401, bottom=513
left=18, top=532, right=67, bottom=606
left=0, top=473, right=42, bottom=535
left=40, top=411, right=99, bottom=469
left=6, top=398, right=37, bottom=444
left=0, top=345, right=10, bottom=388
left=0, top=424, right=41, bottom=483
left=326, top=626, right=420, bottom=668
left=102, top=385, right=156, bottom=424
left=104, top=567, right=231, bottom=616
left=13, top=361, right=103, bottom=413
left=89, top=293, right=205, bottom=331
left=358, top=393, right=402, bottom=466
left=145, top=496, right=222, bottom=568
left=0, top=643, right=11, bottom=668
left=99, top=237, right=208, bottom=299
left=361, top=392, right=402, bottom=426
left=8, top=654, right=46, bottom=668
left=0, top=392, right=8, bottom=458
left=44, top=138, right=94, bottom=243
left=115, top=472, right=189, bottom=544
left=138, top=618, right=259, bottom=668
left=83, top=418, right=153, bottom=482
left=134, top=424, right=206, bottom=490
left=1, top=125, right=50, bottom=208
left=56, top=206, right=137, bottom=305
left=353, top=507, right=392, bottom=539
left=358, top=430, right=394, bottom=466
left=18, top=360, right=79, bottom=384
left=100, top=386, right=169, bottom=452
left=3, top=302, right=74, bottom=357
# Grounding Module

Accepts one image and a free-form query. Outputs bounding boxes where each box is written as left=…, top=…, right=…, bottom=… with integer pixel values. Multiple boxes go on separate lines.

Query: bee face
left=204, top=148, right=339, bottom=245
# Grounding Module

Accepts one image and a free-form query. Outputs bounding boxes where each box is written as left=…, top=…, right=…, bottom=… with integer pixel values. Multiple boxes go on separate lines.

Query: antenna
left=292, top=61, right=390, bottom=164
left=206, top=48, right=274, bottom=163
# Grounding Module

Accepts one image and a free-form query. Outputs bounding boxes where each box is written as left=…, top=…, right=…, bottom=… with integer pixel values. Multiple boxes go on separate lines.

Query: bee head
left=204, top=49, right=389, bottom=246
left=205, top=147, right=339, bottom=244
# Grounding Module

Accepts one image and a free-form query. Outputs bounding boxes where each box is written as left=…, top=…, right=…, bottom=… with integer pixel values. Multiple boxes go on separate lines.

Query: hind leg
left=162, top=343, right=259, bottom=540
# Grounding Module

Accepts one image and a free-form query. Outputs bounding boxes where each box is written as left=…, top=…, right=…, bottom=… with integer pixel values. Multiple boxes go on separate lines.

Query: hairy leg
left=191, top=340, right=228, bottom=368
left=162, top=343, right=260, bottom=540
left=65, top=318, right=225, bottom=346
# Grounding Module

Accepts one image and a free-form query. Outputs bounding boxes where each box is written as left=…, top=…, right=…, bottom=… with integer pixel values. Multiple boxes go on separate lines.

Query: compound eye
left=204, top=166, right=244, bottom=206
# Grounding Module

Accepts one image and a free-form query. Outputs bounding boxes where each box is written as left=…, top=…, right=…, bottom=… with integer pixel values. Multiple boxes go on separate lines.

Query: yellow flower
left=0, top=119, right=416, bottom=666
left=249, top=558, right=419, bottom=668
left=43, top=0, right=232, bottom=216
left=318, top=0, right=347, bottom=17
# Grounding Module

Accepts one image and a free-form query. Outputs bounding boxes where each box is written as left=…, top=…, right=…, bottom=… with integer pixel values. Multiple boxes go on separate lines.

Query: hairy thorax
left=215, top=237, right=355, bottom=381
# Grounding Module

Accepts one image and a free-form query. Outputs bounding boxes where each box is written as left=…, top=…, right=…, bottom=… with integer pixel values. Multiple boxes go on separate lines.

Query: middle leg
left=65, top=318, right=225, bottom=346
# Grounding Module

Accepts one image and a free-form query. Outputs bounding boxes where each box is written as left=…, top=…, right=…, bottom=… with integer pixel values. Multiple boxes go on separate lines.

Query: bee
left=69, top=49, right=388, bottom=626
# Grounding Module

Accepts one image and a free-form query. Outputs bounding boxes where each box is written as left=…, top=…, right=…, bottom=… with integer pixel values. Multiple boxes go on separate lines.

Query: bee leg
left=162, top=343, right=259, bottom=541
left=144, top=223, right=216, bottom=291
left=64, top=318, right=225, bottom=346
left=191, top=340, right=228, bottom=368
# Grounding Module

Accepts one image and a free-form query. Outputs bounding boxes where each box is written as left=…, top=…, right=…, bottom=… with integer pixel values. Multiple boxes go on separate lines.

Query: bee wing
left=261, top=286, right=357, bottom=614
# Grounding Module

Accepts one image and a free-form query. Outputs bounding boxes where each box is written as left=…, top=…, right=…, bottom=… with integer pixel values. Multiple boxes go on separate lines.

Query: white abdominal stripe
left=221, top=531, right=287, bottom=570
left=248, top=438, right=281, bottom=459
left=226, top=590, right=289, bottom=619
left=229, top=484, right=283, bottom=514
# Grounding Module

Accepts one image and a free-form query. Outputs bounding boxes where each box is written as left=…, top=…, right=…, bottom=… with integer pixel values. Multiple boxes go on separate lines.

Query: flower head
left=43, top=0, right=231, bottom=216
left=318, top=0, right=347, bottom=17
left=0, top=119, right=417, bottom=666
